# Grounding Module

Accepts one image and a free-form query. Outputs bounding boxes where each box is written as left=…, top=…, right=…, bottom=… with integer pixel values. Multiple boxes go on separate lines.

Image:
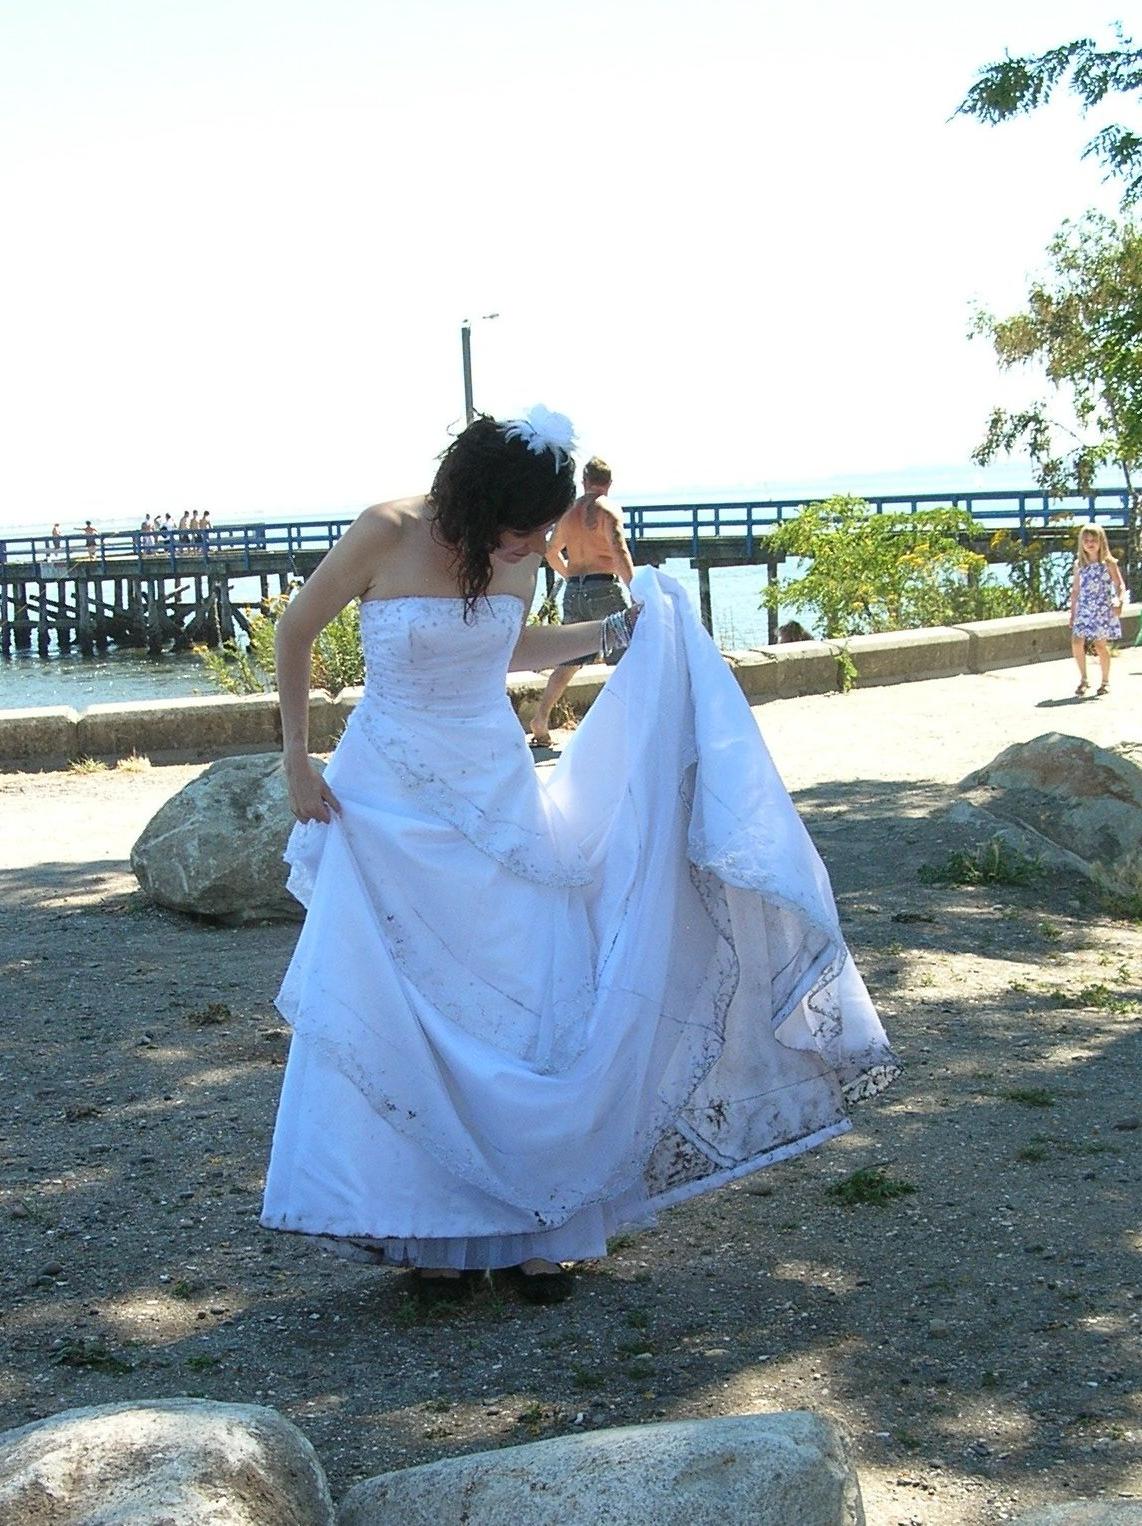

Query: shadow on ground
left=0, top=799, right=1139, bottom=1518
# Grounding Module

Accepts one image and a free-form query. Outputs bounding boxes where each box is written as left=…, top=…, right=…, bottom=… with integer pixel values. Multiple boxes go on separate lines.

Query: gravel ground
left=1, top=648, right=1140, bottom=1525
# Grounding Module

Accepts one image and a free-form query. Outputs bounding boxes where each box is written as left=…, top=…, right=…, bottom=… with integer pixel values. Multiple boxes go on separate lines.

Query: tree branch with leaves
left=971, top=212, right=1142, bottom=588
left=957, top=29, right=1142, bottom=205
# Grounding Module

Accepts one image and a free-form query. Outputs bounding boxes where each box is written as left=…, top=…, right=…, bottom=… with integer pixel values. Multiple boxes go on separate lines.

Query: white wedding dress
left=260, top=568, right=899, bottom=1268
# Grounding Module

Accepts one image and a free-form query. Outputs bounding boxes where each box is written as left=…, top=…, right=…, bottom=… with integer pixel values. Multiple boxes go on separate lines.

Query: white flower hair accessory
left=500, top=405, right=576, bottom=471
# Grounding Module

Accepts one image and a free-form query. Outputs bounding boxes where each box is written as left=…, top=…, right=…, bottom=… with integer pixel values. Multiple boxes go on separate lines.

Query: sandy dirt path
left=1, top=647, right=1139, bottom=1524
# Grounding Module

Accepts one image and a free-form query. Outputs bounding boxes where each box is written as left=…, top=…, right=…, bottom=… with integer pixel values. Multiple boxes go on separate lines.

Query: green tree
left=957, top=30, right=1142, bottom=206
left=761, top=497, right=1021, bottom=639
left=971, top=212, right=1142, bottom=588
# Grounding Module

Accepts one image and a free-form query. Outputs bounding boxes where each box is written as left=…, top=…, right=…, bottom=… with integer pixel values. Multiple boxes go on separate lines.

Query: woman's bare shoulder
left=356, top=496, right=427, bottom=538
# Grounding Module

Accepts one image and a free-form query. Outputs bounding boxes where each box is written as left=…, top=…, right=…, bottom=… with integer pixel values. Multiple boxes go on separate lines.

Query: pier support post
left=144, top=580, right=164, bottom=655
left=36, top=581, right=50, bottom=655
left=56, top=586, right=71, bottom=652
left=696, top=562, right=713, bottom=636
left=766, top=558, right=779, bottom=645
left=13, top=583, right=32, bottom=651
left=75, top=579, right=94, bottom=655
left=216, top=577, right=235, bottom=642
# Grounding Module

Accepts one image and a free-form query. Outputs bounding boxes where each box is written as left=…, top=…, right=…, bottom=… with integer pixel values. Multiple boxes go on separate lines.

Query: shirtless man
left=529, top=456, right=635, bottom=748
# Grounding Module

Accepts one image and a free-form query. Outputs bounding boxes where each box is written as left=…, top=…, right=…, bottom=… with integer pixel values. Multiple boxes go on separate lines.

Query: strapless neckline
left=360, top=593, right=526, bottom=611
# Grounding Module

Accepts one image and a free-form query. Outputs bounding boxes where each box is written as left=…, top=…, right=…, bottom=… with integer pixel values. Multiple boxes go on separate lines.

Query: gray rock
left=131, top=753, right=321, bottom=921
left=958, top=733, right=1142, bottom=897
left=0, top=1398, right=334, bottom=1525
left=1013, top=1504, right=1142, bottom=1524
left=944, top=802, right=1093, bottom=882
left=337, top=1411, right=863, bottom=1525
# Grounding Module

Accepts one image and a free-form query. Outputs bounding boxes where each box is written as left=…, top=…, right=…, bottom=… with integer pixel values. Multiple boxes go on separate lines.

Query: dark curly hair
left=428, top=415, right=576, bottom=612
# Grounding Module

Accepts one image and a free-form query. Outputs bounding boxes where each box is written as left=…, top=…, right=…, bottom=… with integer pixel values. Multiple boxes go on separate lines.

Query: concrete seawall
left=3, top=606, right=1138, bottom=770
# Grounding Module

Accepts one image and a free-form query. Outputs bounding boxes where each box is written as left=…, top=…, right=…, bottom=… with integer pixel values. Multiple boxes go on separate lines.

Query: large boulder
left=958, top=733, right=1142, bottom=899
left=131, top=753, right=319, bottom=921
left=0, top=1398, right=334, bottom=1525
left=337, top=1412, right=863, bottom=1526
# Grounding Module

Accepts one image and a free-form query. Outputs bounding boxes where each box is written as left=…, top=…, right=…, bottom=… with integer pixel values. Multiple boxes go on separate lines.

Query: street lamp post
left=460, top=312, right=499, bottom=424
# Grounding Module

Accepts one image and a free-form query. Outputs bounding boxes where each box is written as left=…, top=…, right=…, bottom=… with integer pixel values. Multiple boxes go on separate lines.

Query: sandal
left=407, top=1269, right=477, bottom=1305
left=1074, top=680, right=1089, bottom=696
left=529, top=732, right=552, bottom=750
left=1096, top=684, right=1109, bottom=697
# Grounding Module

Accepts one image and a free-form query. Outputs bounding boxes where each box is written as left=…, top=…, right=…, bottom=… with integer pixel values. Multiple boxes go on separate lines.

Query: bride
left=260, top=406, right=899, bottom=1302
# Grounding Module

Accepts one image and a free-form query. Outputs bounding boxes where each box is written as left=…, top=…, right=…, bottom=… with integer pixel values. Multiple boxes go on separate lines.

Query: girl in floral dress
left=1070, top=524, right=1126, bottom=697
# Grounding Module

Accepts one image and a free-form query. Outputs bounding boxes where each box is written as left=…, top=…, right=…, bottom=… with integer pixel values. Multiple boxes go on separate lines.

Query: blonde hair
left=584, top=456, right=612, bottom=488
left=1076, top=523, right=1114, bottom=566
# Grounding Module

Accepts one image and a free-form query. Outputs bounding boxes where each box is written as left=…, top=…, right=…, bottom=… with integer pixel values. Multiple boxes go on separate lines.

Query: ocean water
left=0, top=558, right=771, bottom=710
left=2, top=458, right=1095, bottom=711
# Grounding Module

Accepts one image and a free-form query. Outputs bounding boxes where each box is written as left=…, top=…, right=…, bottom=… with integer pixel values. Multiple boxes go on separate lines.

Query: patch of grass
left=919, top=838, right=1041, bottom=887
left=607, top=1233, right=638, bottom=1254
left=1102, top=889, right=1142, bottom=924
left=570, top=1365, right=602, bottom=1392
left=515, top=1401, right=548, bottom=1431
left=834, top=644, right=859, bottom=693
left=51, top=1340, right=134, bottom=1373
left=186, top=1002, right=233, bottom=1026
left=115, top=752, right=152, bottom=773
left=616, top=1338, right=656, bottom=1357
left=1037, top=920, right=1063, bottom=941
left=170, top=1279, right=205, bottom=1300
left=67, top=755, right=108, bottom=774
left=1004, top=1088, right=1055, bottom=1108
left=1058, top=984, right=1135, bottom=1016
left=422, top=1397, right=452, bottom=1413
left=1015, top=1143, right=1050, bottom=1163
left=625, top=1308, right=650, bottom=1331
left=825, top=1165, right=916, bottom=1207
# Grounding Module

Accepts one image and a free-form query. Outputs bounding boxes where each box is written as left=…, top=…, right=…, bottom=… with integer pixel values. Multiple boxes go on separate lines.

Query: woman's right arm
left=277, top=507, right=400, bottom=822
left=1069, top=565, right=1080, bottom=624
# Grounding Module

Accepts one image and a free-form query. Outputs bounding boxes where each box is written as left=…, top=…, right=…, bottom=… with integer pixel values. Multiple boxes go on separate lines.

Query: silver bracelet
left=599, top=607, right=636, bottom=662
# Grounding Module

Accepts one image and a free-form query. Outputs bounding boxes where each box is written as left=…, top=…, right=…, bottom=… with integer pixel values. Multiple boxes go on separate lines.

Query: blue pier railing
left=0, top=488, right=1130, bottom=575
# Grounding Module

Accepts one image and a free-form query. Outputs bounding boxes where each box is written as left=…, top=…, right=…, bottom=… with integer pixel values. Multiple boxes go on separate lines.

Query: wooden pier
left=0, top=489, right=1131, bottom=656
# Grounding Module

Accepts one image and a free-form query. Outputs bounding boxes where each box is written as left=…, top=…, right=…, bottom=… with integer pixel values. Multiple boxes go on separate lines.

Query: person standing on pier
left=528, top=456, right=634, bottom=749
left=179, top=510, right=191, bottom=546
left=78, top=519, right=97, bottom=557
left=199, top=510, right=213, bottom=555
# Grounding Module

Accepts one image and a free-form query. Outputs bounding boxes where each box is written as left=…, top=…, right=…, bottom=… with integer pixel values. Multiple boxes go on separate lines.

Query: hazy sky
left=0, top=0, right=1125, bottom=527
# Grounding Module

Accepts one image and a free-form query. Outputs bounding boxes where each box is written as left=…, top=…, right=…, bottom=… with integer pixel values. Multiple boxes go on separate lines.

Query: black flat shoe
left=407, top=1270, right=476, bottom=1305
left=499, top=1265, right=576, bottom=1304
